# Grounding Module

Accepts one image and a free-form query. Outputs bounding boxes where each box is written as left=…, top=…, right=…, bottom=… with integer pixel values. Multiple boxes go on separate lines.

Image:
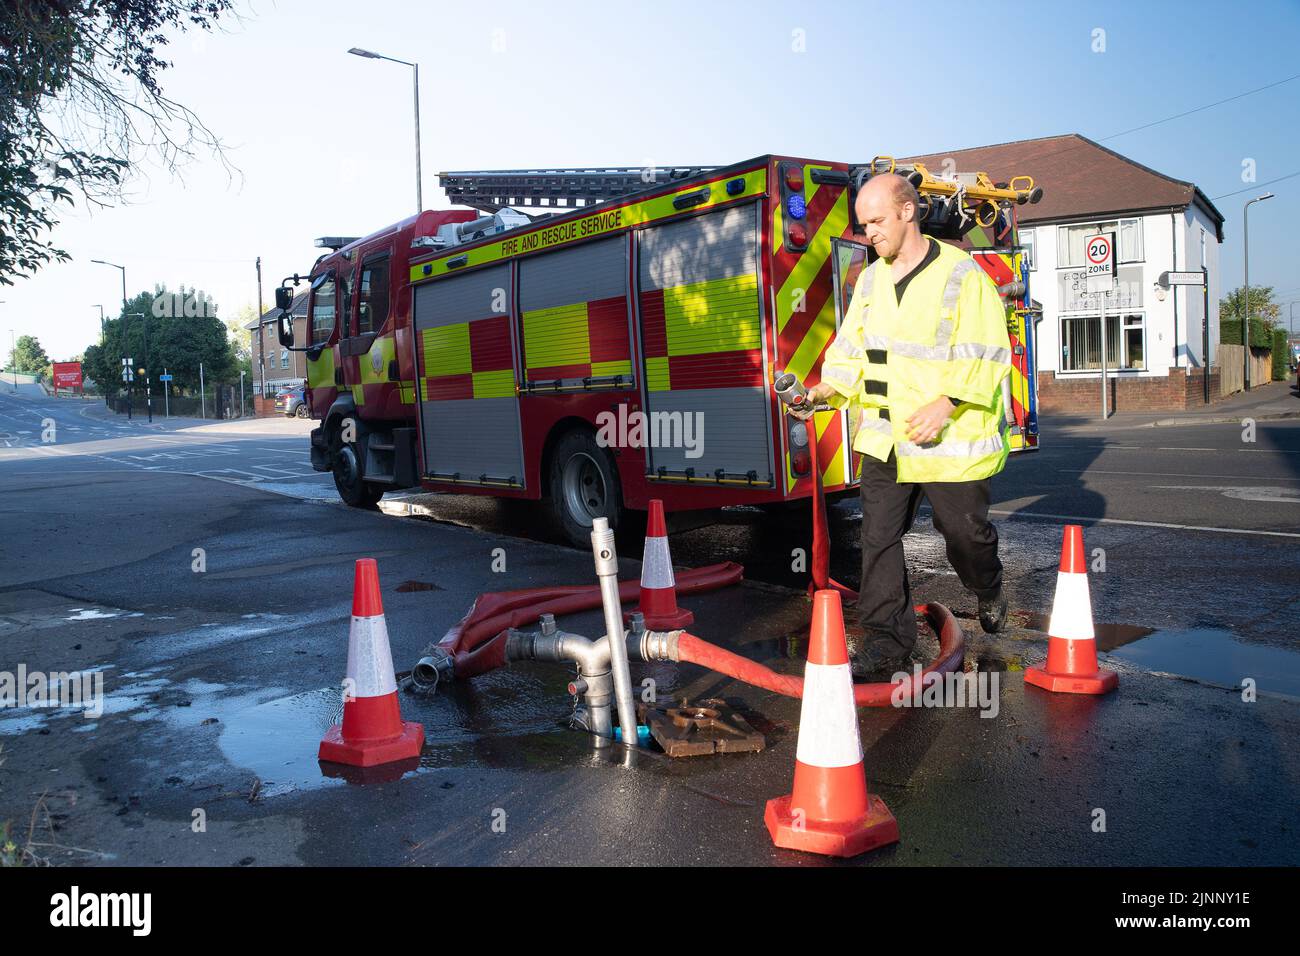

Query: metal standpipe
left=591, top=518, right=640, bottom=746
left=495, top=517, right=639, bottom=749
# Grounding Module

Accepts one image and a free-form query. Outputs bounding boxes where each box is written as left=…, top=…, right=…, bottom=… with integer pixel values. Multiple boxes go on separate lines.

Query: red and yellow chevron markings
left=772, top=163, right=852, bottom=491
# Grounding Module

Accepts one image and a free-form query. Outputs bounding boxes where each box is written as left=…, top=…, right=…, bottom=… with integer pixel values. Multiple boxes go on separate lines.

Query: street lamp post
left=91, top=259, right=130, bottom=413
left=1242, top=193, right=1274, bottom=391
left=348, top=47, right=422, bottom=214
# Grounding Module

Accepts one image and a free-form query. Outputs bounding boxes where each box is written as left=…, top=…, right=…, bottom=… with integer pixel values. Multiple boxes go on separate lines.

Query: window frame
left=1056, top=217, right=1144, bottom=268
left=1057, top=310, right=1147, bottom=373
left=356, top=251, right=393, bottom=336
left=1018, top=227, right=1036, bottom=271
left=308, top=270, right=338, bottom=347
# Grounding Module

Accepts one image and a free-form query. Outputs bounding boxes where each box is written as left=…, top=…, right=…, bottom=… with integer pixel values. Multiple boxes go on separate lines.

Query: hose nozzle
left=774, top=371, right=813, bottom=413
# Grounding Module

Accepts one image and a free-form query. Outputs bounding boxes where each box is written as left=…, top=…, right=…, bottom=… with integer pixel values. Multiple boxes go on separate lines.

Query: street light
left=348, top=47, right=422, bottom=214
left=1242, top=193, right=1274, bottom=391
left=91, top=258, right=130, bottom=409
left=123, top=311, right=153, bottom=424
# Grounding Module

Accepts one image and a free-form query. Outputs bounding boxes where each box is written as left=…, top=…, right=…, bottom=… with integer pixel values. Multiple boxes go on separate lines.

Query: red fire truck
left=276, top=155, right=1042, bottom=545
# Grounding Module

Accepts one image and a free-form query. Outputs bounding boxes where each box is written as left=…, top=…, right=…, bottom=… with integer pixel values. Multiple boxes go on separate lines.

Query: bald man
left=795, top=173, right=1013, bottom=679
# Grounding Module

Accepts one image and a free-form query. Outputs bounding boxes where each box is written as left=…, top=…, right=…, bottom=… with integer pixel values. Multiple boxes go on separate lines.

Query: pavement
left=1052, top=379, right=1299, bottom=432
left=1, top=385, right=1297, bottom=866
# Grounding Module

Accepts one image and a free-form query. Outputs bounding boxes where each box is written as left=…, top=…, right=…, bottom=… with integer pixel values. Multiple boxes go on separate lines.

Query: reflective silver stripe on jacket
left=857, top=261, right=878, bottom=300
left=822, top=363, right=859, bottom=390
left=941, top=259, right=977, bottom=310
left=860, top=335, right=1009, bottom=365
left=857, top=415, right=892, bottom=436
left=896, top=433, right=1005, bottom=458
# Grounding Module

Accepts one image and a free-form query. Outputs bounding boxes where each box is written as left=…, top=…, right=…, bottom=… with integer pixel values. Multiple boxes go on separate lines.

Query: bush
left=1219, top=317, right=1273, bottom=348
left=1273, top=329, right=1291, bottom=381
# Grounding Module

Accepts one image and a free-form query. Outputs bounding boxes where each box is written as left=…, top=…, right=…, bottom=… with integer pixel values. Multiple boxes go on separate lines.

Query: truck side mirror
left=274, top=286, right=293, bottom=311
left=277, top=312, right=295, bottom=348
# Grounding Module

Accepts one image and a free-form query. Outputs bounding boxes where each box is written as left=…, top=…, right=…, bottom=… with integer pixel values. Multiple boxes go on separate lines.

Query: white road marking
left=1060, top=468, right=1300, bottom=482
left=991, top=509, right=1300, bottom=539
left=1152, top=485, right=1300, bottom=503
left=1157, top=447, right=1216, bottom=452
left=1239, top=448, right=1300, bottom=454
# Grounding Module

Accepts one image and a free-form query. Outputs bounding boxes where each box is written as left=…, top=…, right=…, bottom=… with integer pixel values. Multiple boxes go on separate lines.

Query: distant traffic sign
left=159, top=374, right=173, bottom=382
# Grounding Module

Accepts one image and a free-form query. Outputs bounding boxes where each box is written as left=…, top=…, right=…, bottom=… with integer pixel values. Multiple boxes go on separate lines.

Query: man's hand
left=904, top=396, right=956, bottom=444
left=789, top=381, right=837, bottom=420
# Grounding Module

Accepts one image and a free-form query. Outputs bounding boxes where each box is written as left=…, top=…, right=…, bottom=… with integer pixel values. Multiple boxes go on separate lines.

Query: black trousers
left=857, top=452, right=1002, bottom=658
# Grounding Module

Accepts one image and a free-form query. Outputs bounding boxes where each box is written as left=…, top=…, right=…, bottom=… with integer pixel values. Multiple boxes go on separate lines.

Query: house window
left=280, top=349, right=289, bottom=369
left=1018, top=228, right=1035, bottom=270
left=1057, top=218, right=1144, bottom=268
left=1060, top=313, right=1146, bottom=372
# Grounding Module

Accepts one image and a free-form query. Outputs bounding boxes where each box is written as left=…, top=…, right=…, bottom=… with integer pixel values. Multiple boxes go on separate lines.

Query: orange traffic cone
left=318, top=559, right=425, bottom=767
left=1025, top=525, right=1118, bottom=695
left=764, top=589, right=899, bottom=857
left=628, top=499, right=693, bottom=630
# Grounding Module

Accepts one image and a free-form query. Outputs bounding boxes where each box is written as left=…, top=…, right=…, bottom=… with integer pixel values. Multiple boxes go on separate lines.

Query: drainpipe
left=1171, top=213, right=1181, bottom=370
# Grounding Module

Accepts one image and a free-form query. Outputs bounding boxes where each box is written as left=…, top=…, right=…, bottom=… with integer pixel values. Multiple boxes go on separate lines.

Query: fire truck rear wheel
left=333, top=443, right=383, bottom=509
left=549, top=430, right=623, bottom=548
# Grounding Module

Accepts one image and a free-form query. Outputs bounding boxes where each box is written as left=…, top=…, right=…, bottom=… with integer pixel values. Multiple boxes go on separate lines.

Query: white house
left=906, top=134, right=1225, bottom=412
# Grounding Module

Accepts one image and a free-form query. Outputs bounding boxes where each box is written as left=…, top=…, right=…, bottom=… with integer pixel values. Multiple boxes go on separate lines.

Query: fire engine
left=275, top=155, right=1042, bottom=546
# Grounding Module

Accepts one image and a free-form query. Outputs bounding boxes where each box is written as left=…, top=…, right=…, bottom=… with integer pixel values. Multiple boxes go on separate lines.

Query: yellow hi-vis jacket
left=820, top=238, right=1013, bottom=483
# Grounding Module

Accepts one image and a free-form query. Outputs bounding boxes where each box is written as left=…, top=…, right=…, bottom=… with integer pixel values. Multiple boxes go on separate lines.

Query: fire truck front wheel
left=332, top=443, right=383, bottom=509
left=548, top=430, right=623, bottom=548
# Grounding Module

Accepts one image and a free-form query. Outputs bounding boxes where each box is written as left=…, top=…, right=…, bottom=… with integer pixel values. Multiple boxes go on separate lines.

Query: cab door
left=305, top=270, right=340, bottom=417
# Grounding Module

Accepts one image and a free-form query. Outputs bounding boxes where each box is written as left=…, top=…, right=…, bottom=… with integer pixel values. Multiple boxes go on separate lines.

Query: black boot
left=978, top=588, right=1009, bottom=634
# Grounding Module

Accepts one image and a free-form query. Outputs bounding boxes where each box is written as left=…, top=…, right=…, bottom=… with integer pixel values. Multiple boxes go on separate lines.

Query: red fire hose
left=435, top=405, right=966, bottom=698
left=440, top=562, right=745, bottom=678
left=676, top=601, right=965, bottom=707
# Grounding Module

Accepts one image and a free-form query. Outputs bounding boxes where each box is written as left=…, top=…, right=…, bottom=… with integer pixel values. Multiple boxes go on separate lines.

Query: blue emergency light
left=787, top=194, right=806, bottom=220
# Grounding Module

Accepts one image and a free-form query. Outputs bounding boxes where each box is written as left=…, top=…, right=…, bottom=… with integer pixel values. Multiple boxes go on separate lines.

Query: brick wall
left=1038, top=366, right=1223, bottom=413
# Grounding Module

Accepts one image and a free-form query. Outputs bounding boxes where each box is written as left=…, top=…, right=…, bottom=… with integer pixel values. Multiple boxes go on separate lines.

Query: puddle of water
left=1018, top=611, right=1155, bottom=650
left=217, top=686, right=347, bottom=796
left=1108, top=628, right=1300, bottom=697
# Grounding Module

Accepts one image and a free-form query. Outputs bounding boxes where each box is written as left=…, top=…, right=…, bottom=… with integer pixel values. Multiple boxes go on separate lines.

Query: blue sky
left=7, top=0, right=1300, bottom=359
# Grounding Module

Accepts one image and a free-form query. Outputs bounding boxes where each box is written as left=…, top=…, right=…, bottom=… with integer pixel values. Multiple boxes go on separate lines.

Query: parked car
left=275, top=386, right=308, bottom=418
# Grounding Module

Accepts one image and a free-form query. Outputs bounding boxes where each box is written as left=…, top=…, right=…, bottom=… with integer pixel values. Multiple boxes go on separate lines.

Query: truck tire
left=332, top=438, right=383, bottom=509
left=548, top=429, right=623, bottom=548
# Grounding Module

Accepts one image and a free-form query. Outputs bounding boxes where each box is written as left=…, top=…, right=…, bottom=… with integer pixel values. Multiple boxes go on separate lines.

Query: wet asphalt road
left=1, top=388, right=1297, bottom=866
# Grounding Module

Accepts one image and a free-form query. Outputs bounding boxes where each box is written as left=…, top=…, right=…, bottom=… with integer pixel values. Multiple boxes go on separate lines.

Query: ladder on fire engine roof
left=437, top=158, right=1043, bottom=228
left=437, top=166, right=719, bottom=213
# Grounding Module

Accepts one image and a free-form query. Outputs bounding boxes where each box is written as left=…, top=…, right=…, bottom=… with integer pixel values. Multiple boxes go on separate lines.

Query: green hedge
left=1219, top=317, right=1273, bottom=348
left=1273, top=329, right=1291, bottom=381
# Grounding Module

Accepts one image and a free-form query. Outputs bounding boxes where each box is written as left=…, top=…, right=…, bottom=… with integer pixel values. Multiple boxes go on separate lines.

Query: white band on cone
left=795, top=662, right=864, bottom=768
left=1047, top=571, right=1095, bottom=641
left=346, top=614, right=398, bottom=698
left=640, top=536, right=677, bottom=589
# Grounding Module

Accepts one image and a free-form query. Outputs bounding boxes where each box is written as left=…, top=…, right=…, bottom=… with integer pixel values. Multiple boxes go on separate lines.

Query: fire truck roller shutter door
left=637, top=202, right=773, bottom=483
left=518, top=235, right=632, bottom=387
left=412, top=263, right=525, bottom=484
